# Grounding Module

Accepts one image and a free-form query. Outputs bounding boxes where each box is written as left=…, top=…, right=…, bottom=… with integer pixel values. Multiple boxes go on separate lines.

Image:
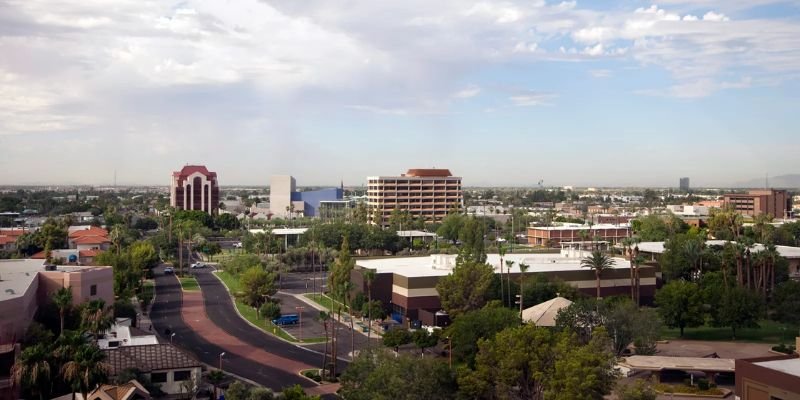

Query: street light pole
left=296, top=306, right=305, bottom=342
left=170, top=332, right=176, bottom=344
left=219, top=352, right=225, bottom=371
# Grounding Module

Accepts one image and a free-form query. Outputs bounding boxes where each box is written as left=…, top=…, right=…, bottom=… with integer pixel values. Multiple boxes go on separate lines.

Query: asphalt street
left=149, top=265, right=316, bottom=391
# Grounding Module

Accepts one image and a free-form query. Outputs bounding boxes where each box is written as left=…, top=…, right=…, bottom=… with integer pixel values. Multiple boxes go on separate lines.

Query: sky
left=1, top=0, right=799, bottom=188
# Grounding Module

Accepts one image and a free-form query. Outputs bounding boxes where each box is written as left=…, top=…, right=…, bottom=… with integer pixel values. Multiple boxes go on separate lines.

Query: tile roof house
left=104, top=344, right=201, bottom=396
left=52, top=380, right=151, bottom=400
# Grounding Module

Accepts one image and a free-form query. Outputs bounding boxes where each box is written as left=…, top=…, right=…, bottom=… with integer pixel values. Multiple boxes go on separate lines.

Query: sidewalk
left=284, top=291, right=383, bottom=339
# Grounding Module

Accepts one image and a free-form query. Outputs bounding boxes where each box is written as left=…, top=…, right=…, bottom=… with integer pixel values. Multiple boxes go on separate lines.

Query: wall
left=735, top=356, right=800, bottom=400
left=148, top=367, right=202, bottom=395
left=0, top=279, right=38, bottom=344
left=39, top=267, right=114, bottom=306
left=270, top=176, right=296, bottom=219
left=294, top=188, right=343, bottom=217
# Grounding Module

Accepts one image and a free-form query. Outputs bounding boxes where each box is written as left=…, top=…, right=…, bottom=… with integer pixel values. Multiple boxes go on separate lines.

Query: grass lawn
left=179, top=277, right=200, bottom=291
left=662, top=319, right=799, bottom=343
left=304, top=293, right=348, bottom=313
left=215, top=271, right=325, bottom=344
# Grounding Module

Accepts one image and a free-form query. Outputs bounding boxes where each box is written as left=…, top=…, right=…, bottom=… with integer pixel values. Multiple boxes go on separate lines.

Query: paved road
left=191, top=268, right=341, bottom=368
left=149, top=265, right=319, bottom=392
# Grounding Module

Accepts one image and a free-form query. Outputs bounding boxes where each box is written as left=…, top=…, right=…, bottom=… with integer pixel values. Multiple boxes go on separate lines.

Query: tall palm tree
left=363, top=269, right=376, bottom=346
left=621, top=238, right=634, bottom=300
left=518, top=262, right=529, bottom=315
left=505, top=260, right=515, bottom=308
left=109, top=225, right=124, bottom=256
left=52, top=287, right=73, bottom=336
left=317, top=311, right=331, bottom=379
left=81, top=300, right=113, bottom=339
left=61, top=344, right=110, bottom=400
left=498, top=244, right=506, bottom=307
left=581, top=250, right=614, bottom=299
left=11, top=344, right=52, bottom=400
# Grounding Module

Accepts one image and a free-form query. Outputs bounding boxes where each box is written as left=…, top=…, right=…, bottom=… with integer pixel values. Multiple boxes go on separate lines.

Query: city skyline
left=1, top=1, right=799, bottom=187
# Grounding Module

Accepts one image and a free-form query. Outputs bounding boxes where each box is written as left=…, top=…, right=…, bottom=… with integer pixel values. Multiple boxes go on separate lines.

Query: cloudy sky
left=1, top=0, right=799, bottom=187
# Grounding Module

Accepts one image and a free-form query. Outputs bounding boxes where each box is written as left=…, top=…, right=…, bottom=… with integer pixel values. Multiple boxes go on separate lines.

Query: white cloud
left=452, top=85, right=481, bottom=99
left=509, top=91, right=556, bottom=106
left=702, top=11, right=730, bottom=21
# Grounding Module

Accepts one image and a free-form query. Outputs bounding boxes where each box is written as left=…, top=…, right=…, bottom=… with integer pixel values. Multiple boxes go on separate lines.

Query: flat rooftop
left=356, top=252, right=632, bottom=278
left=622, top=355, right=735, bottom=372
left=0, top=259, right=46, bottom=301
left=755, top=358, right=800, bottom=377
left=0, top=259, right=110, bottom=301
left=530, top=223, right=630, bottom=231
left=636, top=241, right=800, bottom=259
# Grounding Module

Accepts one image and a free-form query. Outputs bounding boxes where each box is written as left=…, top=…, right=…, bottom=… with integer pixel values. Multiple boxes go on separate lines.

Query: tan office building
left=367, top=169, right=462, bottom=226
left=723, top=189, right=790, bottom=218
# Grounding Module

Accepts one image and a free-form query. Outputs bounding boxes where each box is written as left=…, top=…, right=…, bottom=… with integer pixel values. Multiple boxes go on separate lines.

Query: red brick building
left=527, top=224, right=631, bottom=247
left=170, top=165, right=220, bottom=215
left=723, top=189, right=791, bottom=218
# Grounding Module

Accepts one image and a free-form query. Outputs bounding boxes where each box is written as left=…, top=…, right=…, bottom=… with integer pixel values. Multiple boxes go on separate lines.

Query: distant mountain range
left=731, top=174, right=800, bottom=189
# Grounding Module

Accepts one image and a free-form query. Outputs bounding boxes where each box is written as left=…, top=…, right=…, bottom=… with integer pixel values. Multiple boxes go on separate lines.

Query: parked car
left=233, top=242, right=243, bottom=248
left=272, top=314, right=299, bottom=325
left=190, top=263, right=206, bottom=269
left=164, top=267, right=174, bottom=274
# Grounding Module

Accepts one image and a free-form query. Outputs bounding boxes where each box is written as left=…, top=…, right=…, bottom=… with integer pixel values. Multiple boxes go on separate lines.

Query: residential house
left=104, top=344, right=202, bottom=396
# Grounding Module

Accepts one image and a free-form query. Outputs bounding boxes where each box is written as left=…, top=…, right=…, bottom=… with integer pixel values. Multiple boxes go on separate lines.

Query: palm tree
left=11, top=344, right=52, bottom=400
left=363, top=269, right=376, bottom=346
left=317, top=311, right=332, bottom=379
left=61, top=344, right=110, bottom=400
left=581, top=250, right=614, bottom=299
left=505, top=260, right=515, bottom=308
left=109, top=225, right=124, bottom=256
left=207, top=370, right=225, bottom=399
left=518, top=262, right=529, bottom=315
left=52, top=287, right=73, bottom=336
left=498, top=244, right=506, bottom=309
left=81, top=299, right=113, bottom=338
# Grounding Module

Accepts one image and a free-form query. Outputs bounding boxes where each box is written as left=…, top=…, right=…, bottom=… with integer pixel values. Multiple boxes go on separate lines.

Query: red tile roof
left=0, top=236, right=16, bottom=245
left=69, top=227, right=108, bottom=238
left=79, top=249, right=102, bottom=257
left=0, top=229, right=26, bottom=237
left=172, top=165, right=217, bottom=179
left=72, top=235, right=111, bottom=244
left=405, top=168, right=453, bottom=177
left=30, top=250, right=46, bottom=259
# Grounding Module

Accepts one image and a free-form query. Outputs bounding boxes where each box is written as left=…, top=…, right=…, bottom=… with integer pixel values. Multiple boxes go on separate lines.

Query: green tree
left=207, top=370, right=225, bottom=400
left=771, top=280, right=800, bottom=325
left=382, top=328, right=411, bottom=353
left=248, top=387, right=275, bottom=400
left=80, top=299, right=113, bottom=338
left=712, top=286, right=763, bottom=339
left=328, top=236, right=356, bottom=374
left=279, top=384, right=320, bottom=400
left=339, top=348, right=456, bottom=400
left=445, top=304, right=519, bottom=367
left=581, top=251, right=614, bottom=299
left=52, top=287, right=73, bottom=336
left=436, top=260, right=495, bottom=317
left=458, top=324, right=617, bottom=400
left=225, top=381, right=250, bottom=400
left=616, top=379, right=657, bottom=400
left=259, top=301, right=282, bottom=321
left=412, top=329, right=440, bottom=356
left=61, top=344, right=110, bottom=400
left=457, top=217, right=487, bottom=264
left=223, top=253, right=263, bottom=275
left=11, top=344, right=52, bottom=400
left=437, top=213, right=465, bottom=244
left=655, top=280, right=705, bottom=337
left=239, top=266, right=277, bottom=307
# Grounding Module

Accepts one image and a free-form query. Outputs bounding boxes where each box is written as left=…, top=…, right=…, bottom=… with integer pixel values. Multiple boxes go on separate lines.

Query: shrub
left=697, top=378, right=709, bottom=391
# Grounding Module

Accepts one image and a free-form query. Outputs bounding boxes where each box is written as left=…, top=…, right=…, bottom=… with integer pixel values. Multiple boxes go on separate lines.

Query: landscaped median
left=303, top=293, right=348, bottom=313
left=214, top=270, right=325, bottom=344
left=179, top=276, right=200, bottom=291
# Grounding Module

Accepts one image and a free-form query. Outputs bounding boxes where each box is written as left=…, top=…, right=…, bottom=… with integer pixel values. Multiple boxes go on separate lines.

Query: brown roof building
left=170, top=165, right=220, bottom=215
left=723, top=189, right=791, bottom=218
left=367, top=168, right=462, bottom=226
left=736, top=346, right=800, bottom=400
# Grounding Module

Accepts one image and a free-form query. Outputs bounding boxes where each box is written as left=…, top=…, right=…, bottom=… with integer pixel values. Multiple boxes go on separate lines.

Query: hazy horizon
left=2, top=1, right=799, bottom=187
